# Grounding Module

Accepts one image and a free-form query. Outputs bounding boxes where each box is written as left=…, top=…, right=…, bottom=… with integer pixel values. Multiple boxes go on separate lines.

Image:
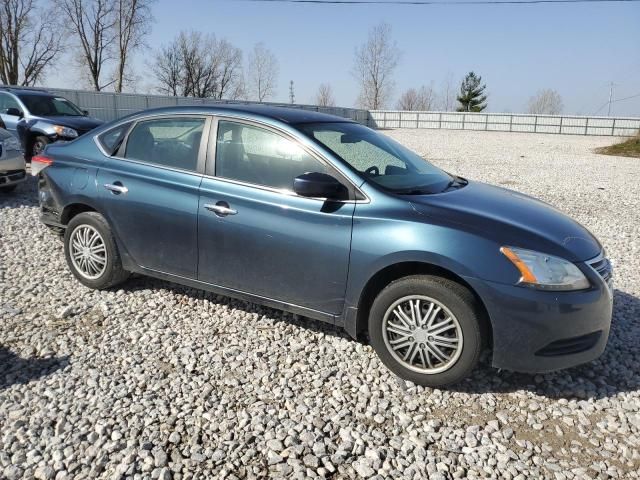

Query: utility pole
left=289, top=80, right=295, bottom=104
left=607, top=81, right=616, bottom=116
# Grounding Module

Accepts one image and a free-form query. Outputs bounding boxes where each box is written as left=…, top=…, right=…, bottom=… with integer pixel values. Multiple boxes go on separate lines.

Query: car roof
left=129, top=104, right=357, bottom=125
left=0, top=87, right=53, bottom=96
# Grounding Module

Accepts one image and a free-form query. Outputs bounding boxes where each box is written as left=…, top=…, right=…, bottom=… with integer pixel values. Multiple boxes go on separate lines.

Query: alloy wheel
left=69, top=225, right=107, bottom=280
left=382, top=295, right=463, bottom=374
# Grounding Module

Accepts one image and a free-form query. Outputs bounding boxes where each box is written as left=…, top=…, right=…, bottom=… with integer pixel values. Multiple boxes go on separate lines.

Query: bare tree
left=0, top=0, right=64, bottom=86
left=211, top=39, right=243, bottom=99
left=396, top=85, right=437, bottom=111
left=352, top=22, right=400, bottom=110
left=247, top=42, right=278, bottom=102
left=152, top=41, right=182, bottom=96
left=55, top=0, right=118, bottom=91
left=527, top=89, right=564, bottom=115
left=114, top=0, right=154, bottom=92
left=439, top=71, right=456, bottom=111
left=152, top=31, right=244, bottom=99
left=315, top=83, right=336, bottom=107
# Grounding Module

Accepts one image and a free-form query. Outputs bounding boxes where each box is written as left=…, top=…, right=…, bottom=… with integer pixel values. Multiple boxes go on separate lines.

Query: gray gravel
left=1, top=130, right=639, bottom=479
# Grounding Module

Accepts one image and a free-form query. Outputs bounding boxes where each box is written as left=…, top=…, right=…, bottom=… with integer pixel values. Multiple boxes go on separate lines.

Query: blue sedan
left=33, top=105, right=613, bottom=386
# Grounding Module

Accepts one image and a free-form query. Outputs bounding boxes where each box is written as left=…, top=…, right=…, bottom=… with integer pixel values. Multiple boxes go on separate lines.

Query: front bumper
left=465, top=262, right=613, bottom=373
left=0, top=169, right=27, bottom=188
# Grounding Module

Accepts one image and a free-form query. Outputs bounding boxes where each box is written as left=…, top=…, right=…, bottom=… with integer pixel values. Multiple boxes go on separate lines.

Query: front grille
left=536, top=331, right=602, bottom=357
left=589, top=255, right=613, bottom=283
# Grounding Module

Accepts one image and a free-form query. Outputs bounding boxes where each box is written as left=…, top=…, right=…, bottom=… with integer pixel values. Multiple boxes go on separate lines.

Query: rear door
left=97, top=115, right=210, bottom=278
left=197, top=118, right=356, bottom=315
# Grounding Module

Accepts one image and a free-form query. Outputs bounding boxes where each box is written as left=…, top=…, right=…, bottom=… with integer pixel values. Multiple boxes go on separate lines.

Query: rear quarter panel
left=39, top=137, right=105, bottom=220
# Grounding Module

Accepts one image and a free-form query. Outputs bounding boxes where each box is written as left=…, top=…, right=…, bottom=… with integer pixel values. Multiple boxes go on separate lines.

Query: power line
left=237, top=0, right=640, bottom=5
left=613, top=92, right=640, bottom=103
left=592, top=91, right=640, bottom=116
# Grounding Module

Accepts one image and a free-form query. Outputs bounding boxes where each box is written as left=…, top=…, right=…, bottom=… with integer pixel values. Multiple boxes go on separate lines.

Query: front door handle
left=204, top=203, right=237, bottom=216
left=104, top=183, right=128, bottom=195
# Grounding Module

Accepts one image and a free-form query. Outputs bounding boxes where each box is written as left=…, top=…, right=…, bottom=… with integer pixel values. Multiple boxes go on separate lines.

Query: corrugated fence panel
left=9, top=87, right=637, bottom=136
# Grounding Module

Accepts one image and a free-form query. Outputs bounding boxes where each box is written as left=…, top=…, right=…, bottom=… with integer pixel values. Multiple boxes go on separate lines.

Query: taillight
left=31, top=155, right=53, bottom=176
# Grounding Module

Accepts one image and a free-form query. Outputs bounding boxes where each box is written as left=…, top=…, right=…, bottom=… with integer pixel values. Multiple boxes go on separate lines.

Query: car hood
left=31, top=115, right=104, bottom=132
left=409, top=180, right=601, bottom=262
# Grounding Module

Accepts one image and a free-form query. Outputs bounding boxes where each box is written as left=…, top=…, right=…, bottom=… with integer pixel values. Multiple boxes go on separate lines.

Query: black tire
left=31, top=135, right=51, bottom=159
left=64, top=212, right=129, bottom=289
left=368, top=275, right=485, bottom=387
left=0, top=184, right=17, bottom=193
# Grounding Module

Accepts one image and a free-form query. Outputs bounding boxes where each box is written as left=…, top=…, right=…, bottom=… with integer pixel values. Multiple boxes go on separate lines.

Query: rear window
left=97, top=122, right=132, bottom=156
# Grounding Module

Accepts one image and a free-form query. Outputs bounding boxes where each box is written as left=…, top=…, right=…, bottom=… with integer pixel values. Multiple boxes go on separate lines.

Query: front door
left=97, top=115, right=208, bottom=278
left=198, top=119, right=355, bottom=315
left=0, top=93, right=23, bottom=136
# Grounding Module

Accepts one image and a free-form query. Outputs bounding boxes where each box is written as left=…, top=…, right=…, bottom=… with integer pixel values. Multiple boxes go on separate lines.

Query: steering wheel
left=365, top=166, right=380, bottom=176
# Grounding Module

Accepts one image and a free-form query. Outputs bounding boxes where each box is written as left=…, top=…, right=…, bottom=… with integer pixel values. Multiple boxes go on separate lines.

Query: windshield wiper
left=443, top=176, right=468, bottom=191
left=394, top=185, right=437, bottom=195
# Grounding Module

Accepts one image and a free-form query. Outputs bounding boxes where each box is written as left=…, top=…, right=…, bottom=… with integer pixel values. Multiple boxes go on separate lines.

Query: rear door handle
left=104, top=183, right=128, bottom=194
left=204, top=203, right=237, bottom=216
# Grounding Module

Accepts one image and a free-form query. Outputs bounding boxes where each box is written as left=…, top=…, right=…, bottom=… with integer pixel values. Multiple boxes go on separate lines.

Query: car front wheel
left=31, top=135, right=51, bottom=159
left=368, top=275, right=485, bottom=387
left=64, top=212, right=129, bottom=289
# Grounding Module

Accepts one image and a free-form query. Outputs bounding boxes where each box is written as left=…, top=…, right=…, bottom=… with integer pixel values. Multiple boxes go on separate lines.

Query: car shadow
left=121, top=276, right=639, bottom=400
left=121, top=275, right=355, bottom=341
left=0, top=346, right=70, bottom=390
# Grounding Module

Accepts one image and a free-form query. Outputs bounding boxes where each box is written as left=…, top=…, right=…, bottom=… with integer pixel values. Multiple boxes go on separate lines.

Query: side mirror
left=6, top=107, right=23, bottom=118
left=82, top=110, right=89, bottom=116
left=293, top=172, right=348, bottom=200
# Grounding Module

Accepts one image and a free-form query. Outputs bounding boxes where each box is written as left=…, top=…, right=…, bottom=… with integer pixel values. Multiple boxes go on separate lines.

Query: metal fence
left=4, top=86, right=638, bottom=136
left=368, top=110, right=640, bottom=136
left=44, top=87, right=371, bottom=124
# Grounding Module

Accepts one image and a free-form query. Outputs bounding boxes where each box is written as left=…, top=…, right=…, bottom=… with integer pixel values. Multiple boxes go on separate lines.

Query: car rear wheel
left=368, top=275, right=485, bottom=387
left=64, top=212, right=129, bottom=289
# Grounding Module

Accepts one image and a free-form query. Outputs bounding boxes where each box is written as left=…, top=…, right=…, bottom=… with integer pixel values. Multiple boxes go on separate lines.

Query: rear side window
left=124, top=117, right=204, bottom=172
left=97, top=122, right=132, bottom=156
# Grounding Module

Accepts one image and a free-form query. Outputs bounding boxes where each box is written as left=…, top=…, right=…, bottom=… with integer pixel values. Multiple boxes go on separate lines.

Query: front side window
left=17, top=94, right=84, bottom=116
left=215, top=120, right=327, bottom=191
left=0, top=93, right=21, bottom=114
left=298, top=122, right=454, bottom=194
left=124, top=117, right=204, bottom=171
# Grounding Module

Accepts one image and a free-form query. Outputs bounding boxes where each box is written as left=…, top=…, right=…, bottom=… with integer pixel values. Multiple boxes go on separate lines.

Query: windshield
left=18, top=94, right=85, bottom=117
left=297, top=122, right=454, bottom=194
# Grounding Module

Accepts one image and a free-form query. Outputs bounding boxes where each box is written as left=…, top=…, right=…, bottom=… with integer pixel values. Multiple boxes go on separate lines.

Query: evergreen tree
left=456, top=72, right=488, bottom=112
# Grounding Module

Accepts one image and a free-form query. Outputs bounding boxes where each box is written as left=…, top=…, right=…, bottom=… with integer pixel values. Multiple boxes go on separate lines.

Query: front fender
left=340, top=198, right=517, bottom=336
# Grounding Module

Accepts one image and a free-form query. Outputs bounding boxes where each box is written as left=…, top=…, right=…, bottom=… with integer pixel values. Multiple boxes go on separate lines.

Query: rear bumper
left=465, top=268, right=613, bottom=373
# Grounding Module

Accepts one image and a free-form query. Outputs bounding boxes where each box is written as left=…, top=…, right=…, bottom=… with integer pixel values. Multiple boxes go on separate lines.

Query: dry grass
left=595, top=133, right=640, bottom=158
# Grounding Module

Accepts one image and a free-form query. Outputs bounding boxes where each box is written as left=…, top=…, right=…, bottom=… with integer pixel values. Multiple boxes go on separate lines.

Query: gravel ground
left=1, top=130, right=639, bottom=480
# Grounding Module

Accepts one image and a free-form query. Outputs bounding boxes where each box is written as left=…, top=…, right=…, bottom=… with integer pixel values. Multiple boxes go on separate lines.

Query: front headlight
left=52, top=125, right=78, bottom=138
left=2, top=135, right=21, bottom=152
left=500, top=246, right=590, bottom=291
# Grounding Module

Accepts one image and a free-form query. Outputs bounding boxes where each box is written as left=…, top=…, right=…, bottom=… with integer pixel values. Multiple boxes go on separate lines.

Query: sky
left=47, top=0, right=640, bottom=116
